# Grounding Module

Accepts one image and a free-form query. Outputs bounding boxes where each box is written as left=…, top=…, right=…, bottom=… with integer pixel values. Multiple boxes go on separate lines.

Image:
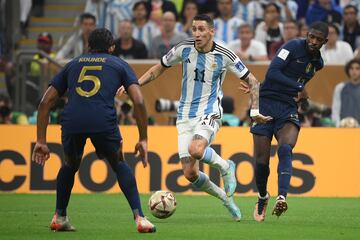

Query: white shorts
left=176, top=113, right=221, bottom=159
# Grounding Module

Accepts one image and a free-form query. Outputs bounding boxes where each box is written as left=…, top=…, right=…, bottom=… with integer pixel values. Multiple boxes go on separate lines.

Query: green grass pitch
left=1, top=194, right=359, bottom=239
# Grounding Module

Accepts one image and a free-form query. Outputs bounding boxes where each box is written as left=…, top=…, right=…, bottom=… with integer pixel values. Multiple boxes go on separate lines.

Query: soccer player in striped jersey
left=136, top=14, right=272, bottom=221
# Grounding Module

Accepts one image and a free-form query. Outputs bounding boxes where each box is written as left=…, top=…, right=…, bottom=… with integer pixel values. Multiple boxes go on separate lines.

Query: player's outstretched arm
left=243, top=73, right=273, bottom=123
left=127, top=84, right=149, bottom=168
left=116, top=63, right=168, bottom=96
left=32, top=86, right=59, bottom=166
left=138, top=63, right=167, bottom=86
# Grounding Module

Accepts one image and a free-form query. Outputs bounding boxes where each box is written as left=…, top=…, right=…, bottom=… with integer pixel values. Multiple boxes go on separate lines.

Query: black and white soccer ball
left=148, top=190, right=176, bottom=219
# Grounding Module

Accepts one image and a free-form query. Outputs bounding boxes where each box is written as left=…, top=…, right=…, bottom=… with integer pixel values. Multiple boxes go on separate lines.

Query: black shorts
left=61, top=128, right=122, bottom=159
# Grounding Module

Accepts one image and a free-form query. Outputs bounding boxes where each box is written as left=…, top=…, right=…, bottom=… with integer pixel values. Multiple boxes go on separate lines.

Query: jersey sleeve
left=160, top=42, right=183, bottom=68
left=120, top=62, right=139, bottom=90
left=226, top=53, right=250, bottom=80
left=265, top=41, right=304, bottom=90
left=50, top=62, right=70, bottom=96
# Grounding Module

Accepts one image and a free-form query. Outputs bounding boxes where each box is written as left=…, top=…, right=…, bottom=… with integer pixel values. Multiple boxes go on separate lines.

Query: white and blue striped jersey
left=161, top=39, right=250, bottom=120
left=105, top=0, right=138, bottom=34
left=132, top=21, right=160, bottom=50
left=214, top=17, right=244, bottom=44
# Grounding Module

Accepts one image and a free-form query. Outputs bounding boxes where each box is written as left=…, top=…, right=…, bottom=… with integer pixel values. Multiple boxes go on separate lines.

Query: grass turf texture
left=1, top=194, right=359, bottom=239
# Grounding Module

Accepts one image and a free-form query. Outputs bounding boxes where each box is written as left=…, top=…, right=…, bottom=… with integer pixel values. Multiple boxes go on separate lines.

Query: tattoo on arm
left=245, top=74, right=260, bottom=109
left=149, top=72, right=155, bottom=81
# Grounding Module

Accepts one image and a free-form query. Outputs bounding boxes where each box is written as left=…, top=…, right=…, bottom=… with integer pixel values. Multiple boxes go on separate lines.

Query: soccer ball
left=148, top=190, right=176, bottom=219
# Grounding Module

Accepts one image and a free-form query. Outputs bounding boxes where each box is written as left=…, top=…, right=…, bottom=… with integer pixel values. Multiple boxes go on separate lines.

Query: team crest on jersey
left=211, top=63, right=217, bottom=69
left=235, top=61, right=245, bottom=72
left=289, top=113, right=299, bottom=121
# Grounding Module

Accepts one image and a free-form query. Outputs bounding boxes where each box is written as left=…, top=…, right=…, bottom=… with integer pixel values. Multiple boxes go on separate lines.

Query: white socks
left=192, top=171, right=227, bottom=202
left=201, top=147, right=229, bottom=175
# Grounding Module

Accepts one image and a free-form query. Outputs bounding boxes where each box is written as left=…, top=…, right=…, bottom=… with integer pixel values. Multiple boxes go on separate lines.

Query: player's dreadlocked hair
left=88, top=28, right=114, bottom=53
left=193, top=14, right=214, bottom=29
left=309, top=22, right=329, bottom=38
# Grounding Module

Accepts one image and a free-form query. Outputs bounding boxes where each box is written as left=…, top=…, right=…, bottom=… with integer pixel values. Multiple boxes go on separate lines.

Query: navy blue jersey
left=50, top=53, right=138, bottom=133
left=260, top=39, right=324, bottom=104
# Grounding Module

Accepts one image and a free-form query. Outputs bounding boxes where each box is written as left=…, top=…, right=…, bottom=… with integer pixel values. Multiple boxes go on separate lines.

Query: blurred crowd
left=0, top=0, right=360, bottom=127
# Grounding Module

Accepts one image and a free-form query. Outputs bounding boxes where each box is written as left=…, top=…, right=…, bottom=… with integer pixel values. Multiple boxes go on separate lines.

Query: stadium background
left=1, top=1, right=360, bottom=239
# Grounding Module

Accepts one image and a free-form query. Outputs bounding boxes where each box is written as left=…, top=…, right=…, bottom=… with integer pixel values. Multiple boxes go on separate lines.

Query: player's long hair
left=88, top=28, right=114, bottom=53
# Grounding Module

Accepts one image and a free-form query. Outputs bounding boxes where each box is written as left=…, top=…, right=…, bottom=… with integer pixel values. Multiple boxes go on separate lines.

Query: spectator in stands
left=269, top=20, right=299, bottom=59
left=30, top=32, right=56, bottom=77
left=340, top=0, right=360, bottom=22
left=132, top=1, right=159, bottom=50
left=214, top=0, right=244, bottom=44
left=149, top=11, right=187, bottom=59
left=177, top=0, right=198, bottom=36
left=113, top=20, right=148, bottom=59
left=341, top=4, right=360, bottom=51
left=305, top=0, right=342, bottom=26
left=84, top=0, right=108, bottom=28
left=221, top=96, right=241, bottom=126
left=0, top=93, right=11, bottom=124
left=56, top=13, right=96, bottom=60
left=255, top=2, right=283, bottom=56
left=274, top=0, right=298, bottom=22
left=234, top=0, right=263, bottom=28
left=147, top=0, right=178, bottom=27
left=295, top=0, right=310, bottom=22
left=105, top=0, right=138, bottom=34
left=321, top=23, right=354, bottom=65
left=298, top=22, right=309, bottom=38
left=332, top=58, right=360, bottom=127
left=228, top=23, right=268, bottom=62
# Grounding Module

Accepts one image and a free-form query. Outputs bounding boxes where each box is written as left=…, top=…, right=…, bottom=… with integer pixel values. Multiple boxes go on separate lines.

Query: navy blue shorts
left=250, top=97, right=300, bottom=139
left=61, top=128, right=122, bottom=159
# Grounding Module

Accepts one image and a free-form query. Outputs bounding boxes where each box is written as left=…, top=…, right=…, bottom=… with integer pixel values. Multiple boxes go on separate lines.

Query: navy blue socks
left=277, top=144, right=293, bottom=198
left=115, top=161, right=144, bottom=217
left=56, top=165, right=77, bottom=216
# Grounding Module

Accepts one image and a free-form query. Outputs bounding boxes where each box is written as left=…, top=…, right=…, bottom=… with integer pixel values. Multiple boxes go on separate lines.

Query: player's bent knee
left=188, top=144, right=205, bottom=160
left=277, top=144, right=292, bottom=161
